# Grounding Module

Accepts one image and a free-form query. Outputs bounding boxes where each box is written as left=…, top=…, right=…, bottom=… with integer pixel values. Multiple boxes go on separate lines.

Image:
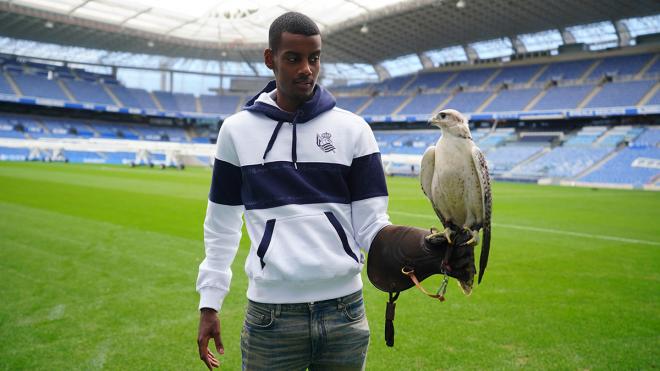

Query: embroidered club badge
left=316, top=132, right=336, bottom=153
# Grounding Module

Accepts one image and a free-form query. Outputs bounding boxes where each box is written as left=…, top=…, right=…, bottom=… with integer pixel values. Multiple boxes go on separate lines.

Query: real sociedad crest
left=316, top=132, right=336, bottom=153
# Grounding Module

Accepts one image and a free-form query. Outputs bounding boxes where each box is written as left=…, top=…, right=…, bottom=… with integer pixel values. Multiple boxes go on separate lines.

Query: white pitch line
left=389, top=210, right=660, bottom=246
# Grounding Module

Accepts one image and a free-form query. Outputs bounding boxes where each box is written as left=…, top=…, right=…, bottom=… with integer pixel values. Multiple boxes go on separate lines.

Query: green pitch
left=0, top=162, right=658, bottom=370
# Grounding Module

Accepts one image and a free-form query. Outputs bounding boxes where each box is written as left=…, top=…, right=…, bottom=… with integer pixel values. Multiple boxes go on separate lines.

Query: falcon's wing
left=420, top=145, right=435, bottom=200
left=471, top=145, right=492, bottom=284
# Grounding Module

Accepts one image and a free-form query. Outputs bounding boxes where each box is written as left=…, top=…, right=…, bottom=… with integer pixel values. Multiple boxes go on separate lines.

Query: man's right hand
left=197, top=308, right=224, bottom=370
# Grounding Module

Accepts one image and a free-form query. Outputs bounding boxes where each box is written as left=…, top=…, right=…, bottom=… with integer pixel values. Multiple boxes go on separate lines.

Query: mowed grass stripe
left=390, top=210, right=660, bottom=246
left=0, top=162, right=658, bottom=370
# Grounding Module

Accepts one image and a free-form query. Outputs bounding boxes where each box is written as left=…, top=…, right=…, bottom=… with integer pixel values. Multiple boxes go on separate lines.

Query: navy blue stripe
left=257, top=219, right=276, bottom=269
left=241, top=161, right=351, bottom=210
left=348, top=152, right=388, bottom=202
left=209, top=158, right=243, bottom=205
left=325, top=212, right=359, bottom=263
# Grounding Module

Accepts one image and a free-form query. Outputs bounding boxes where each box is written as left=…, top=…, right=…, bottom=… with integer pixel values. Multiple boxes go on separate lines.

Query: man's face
left=265, top=32, right=321, bottom=112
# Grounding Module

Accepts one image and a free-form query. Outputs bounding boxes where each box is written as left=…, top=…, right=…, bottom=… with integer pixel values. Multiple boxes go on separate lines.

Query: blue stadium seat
left=153, top=91, right=178, bottom=111
left=335, top=96, right=370, bottom=113
left=397, top=93, right=448, bottom=116
left=579, top=147, right=659, bottom=186
left=490, top=65, right=543, bottom=86
left=485, top=145, right=544, bottom=173
left=127, top=88, right=159, bottom=110
left=588, top=54, right=653, bottom=79
left=199, top=94, right=241, bottom=114
left=406, top=71, right=454, bottom=91
left=11, top=73, right=69, bottom=100
left=447, top=68, right=497, bottom=88
left=531, top=85, right=595, bottom=110
left=0, top=73, right=15, bottom=95
left=536, top=59, right=595, bottom=82
left=646, top=86, right=660, bottom=106
left=483, top=88, right=541, bottom=112
left=513, top=146, right=612, bottom=178
left=0, top=146, right=29, bottom=161
left=173, top=93, right=197, bottom=112
left=361, top=95, right=408, bottom=116
left=584, top=80, right=655, bottom=108
left=633, top=128, right=660, bottom=147
left=63, top=79, right=115, bottom=105
left=442, top=91, right=491, bottom=113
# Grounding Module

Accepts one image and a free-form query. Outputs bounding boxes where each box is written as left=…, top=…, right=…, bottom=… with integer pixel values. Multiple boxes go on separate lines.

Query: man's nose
left=299, top=60, right=312, bottom=75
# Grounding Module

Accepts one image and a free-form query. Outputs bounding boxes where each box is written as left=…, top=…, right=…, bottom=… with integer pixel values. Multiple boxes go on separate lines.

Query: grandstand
left=0, top=1, right=657, bottom=188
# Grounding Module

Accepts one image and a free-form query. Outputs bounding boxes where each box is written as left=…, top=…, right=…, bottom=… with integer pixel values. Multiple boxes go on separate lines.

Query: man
left=197, top=12, right=472, bottom=370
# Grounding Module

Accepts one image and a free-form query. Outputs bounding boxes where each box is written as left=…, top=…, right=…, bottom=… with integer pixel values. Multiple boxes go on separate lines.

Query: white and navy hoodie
left=197, top=81, right=391, bottom=311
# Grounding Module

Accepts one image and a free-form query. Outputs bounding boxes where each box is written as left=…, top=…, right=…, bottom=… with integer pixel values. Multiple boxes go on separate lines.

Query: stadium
left=0, top=0, right=658, bottom=369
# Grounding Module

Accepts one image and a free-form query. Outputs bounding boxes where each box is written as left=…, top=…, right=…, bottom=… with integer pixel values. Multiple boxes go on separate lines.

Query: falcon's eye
left=440, top=113, right=446, bottom=119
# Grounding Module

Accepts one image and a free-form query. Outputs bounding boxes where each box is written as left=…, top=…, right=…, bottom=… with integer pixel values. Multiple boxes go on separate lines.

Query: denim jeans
left=240, top=290, right=370, bottom=370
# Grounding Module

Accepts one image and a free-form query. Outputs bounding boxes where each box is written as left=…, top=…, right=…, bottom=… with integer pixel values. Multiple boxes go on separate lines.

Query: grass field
left=0, top=161, right=658, bottom=370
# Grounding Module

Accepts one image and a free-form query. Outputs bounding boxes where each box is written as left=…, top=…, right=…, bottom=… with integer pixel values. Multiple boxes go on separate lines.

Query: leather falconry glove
left=367, top=225, right=476, bottom=347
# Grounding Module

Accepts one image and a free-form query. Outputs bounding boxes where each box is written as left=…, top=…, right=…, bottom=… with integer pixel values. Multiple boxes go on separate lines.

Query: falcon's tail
left=477, top=226, right=490, bottom=284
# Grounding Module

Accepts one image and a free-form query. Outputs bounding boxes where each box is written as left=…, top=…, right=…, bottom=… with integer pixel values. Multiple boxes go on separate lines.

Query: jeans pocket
left=245, top=304, right=275, bottom=329
left=342, top=298, right=366, bottom=322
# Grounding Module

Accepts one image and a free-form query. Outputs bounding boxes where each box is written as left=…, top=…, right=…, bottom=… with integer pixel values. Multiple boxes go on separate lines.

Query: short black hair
left=269, top=12, right=320, bottom=52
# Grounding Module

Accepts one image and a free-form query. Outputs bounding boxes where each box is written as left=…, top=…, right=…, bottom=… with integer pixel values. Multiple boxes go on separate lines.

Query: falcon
left=420, top=109, right=492, bottom=293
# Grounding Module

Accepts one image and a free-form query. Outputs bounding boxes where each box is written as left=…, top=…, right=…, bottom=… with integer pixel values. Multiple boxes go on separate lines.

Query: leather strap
left=401, top=267, right=447, bottom=302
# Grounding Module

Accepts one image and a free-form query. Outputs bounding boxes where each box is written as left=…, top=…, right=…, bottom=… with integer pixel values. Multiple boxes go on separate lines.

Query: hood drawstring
left=262, top=120, right=284, bottom=165
left=261, top=111, right=300, bottom=169
left=291, top=111, right=300, bottom=169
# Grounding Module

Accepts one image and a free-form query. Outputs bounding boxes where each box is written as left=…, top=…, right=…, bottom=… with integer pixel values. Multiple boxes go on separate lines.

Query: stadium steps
left=355, top=97, right=375, bottom=115
left=481, top=69, right=501, bottom=89
left=637, top=81, right=660, bottom=106
left=57, top=80, right=76, bottom=101
left=102, top=84, right=123, bottom=107
left=578, top=59, right=602, bottom=83
left=527, top=64, right=550, bottom=86
left=392, top=95, right=415, bottom=115
left=475, top=89, right=500, bottom=113
left=398, top=76, right=417, bottom=94
left=523, top=88, right=548, bottom=111
left=572, top=146, right=621, bottom=180
left=635, top=54, right=659, bottom=79
left=504, top=146, right=551, bottom=176
left=149, top=92, right=165, bottom=111
left=234, top=96, right=245, bottom=113
left=439, top=73, right=458, bottom=90
left=577, top=84, right=604, bottom=109
left=195, top=97, right=202, bottom=113
left=3, top=72, right=22, bottom=96
left=433, top=93, right=455, bottom=113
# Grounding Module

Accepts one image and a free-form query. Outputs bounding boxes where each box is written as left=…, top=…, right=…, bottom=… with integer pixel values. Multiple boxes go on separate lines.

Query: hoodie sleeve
left=196, top=122, right=245, bottom=311
left=349, top=121, right=391, bottom=253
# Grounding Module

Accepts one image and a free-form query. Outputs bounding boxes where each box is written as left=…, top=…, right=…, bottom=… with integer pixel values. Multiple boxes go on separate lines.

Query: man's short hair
left=269, top=12, right=320, bottom=52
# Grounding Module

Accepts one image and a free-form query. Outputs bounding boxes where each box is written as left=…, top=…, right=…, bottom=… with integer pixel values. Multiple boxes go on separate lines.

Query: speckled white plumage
left=420, top=109, right=492, bottom=286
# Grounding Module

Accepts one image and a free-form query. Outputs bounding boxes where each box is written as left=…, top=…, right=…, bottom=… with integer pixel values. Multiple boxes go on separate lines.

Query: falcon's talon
left=443, top=228, right=453, bottom=245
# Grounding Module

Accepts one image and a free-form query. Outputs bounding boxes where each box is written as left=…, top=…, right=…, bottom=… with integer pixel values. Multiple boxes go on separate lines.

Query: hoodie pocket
left=252, top=212, right=361, bottom=282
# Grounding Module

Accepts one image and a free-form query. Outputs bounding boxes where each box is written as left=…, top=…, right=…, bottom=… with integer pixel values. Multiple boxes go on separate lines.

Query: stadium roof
left=0, top=0, right=659, bottom=65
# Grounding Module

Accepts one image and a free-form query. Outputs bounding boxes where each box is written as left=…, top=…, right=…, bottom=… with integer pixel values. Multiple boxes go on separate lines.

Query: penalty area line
left=388, top=210, right=660, bottom=246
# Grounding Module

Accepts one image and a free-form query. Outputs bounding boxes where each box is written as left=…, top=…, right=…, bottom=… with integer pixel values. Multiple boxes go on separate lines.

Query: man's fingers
left=213, top=332, right=224, bottom=355
left=207, top=350, right=220, bottom=368
left=198, top=335, right=210, bottom=361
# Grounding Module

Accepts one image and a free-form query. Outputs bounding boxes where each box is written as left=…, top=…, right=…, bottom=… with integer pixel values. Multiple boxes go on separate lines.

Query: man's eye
left=287, top=57, right=297, bottom=63
left=310, top=56, right=320, bottom=63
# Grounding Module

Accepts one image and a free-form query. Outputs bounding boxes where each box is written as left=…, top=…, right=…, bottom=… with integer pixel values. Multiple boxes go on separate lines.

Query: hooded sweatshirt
left=196, top=81, right=391, bottom=310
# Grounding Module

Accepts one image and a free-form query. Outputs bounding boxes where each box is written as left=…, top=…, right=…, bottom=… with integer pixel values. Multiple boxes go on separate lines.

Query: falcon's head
left=429, top=109, right=472, bottom=139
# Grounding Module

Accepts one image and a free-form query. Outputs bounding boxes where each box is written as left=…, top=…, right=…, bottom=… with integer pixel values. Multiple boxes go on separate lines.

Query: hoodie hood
left=242, top=80, right=336, bottom=169
left=243, top=80, right=336, bottom=123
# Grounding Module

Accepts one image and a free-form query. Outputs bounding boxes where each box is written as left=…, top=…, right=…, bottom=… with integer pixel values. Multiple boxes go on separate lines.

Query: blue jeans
left=240, top=290, right=370, bottom=370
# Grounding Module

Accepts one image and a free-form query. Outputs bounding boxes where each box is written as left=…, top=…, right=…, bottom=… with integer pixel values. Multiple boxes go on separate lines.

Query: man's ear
left=264, top=48, right=274, bottom=70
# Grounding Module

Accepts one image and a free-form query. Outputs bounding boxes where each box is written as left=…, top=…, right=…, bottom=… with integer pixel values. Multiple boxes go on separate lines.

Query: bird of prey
left=420, top=109, right=492, bottom=293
